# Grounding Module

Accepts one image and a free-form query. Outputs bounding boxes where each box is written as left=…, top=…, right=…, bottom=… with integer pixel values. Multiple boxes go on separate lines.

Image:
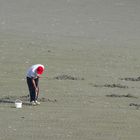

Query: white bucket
left=15, top=99, right=22, bottom=108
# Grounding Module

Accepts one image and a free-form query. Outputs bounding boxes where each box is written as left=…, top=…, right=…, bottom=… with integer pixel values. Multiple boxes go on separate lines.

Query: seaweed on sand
left=106, top=94, right=137, bottom=98
left=54, top=74, right=84, bottom=80
left=120, top=77, right=140, bottom=81
left=0, top=95, right=57, bottom=105
left=91, top=83, right=129, bottom=89
left=129, top=103, right=140, bottom=109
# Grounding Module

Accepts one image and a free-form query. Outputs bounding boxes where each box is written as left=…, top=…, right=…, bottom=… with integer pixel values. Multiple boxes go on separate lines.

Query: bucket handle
left=15, top=99, right=22, bottom=103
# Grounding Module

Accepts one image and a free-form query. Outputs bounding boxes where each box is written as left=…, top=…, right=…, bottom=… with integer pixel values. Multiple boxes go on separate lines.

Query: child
left=26, top=64, right=45, bottom=105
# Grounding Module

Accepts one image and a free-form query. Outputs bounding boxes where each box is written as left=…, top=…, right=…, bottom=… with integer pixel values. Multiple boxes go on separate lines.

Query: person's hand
left=37, top=75, right=40, bottom=78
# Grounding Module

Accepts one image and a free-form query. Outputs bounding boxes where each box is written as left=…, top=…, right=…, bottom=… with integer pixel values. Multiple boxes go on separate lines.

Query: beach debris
left=120, top=77, right=140, bottom=81
left=129, top=103, right=140, bottom=109
left=0, top=96, right=15, bottom=103
left=54, top=74, right=84, bottom=80
left=106, top=94, right=137, bottom=98
left=38, top=98, right=57, bottom=103
left=91, top=83, right=128, bottom=89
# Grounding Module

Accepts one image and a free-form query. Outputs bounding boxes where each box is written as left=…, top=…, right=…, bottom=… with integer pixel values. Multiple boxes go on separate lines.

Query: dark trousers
left=26, top=77, right=39, bottom=102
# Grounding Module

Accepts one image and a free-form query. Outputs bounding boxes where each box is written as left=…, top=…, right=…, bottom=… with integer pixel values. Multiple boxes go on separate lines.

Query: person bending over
left=26, top=64, right=44, bottom=105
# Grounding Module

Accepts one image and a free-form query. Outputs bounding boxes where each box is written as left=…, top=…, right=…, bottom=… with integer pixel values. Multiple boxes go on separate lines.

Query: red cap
left=37, top=66, right=44, bottom=75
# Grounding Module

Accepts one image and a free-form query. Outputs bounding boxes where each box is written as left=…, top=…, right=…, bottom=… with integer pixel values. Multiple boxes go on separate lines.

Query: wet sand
left=0, top=0, right=140, bottom=140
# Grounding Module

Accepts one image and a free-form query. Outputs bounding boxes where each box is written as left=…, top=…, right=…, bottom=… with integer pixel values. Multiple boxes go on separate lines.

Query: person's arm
left=31, top=78, right=38, bottom=92
left=36, top=86, right=39, bottom=99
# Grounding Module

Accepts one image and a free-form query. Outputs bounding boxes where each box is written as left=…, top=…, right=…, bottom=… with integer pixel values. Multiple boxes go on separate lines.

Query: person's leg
left=26, top=77, right=36, bottom=102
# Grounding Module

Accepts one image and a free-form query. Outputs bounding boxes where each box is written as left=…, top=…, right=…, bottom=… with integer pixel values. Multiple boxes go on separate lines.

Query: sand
left=0, top=0, right=140, bottom=140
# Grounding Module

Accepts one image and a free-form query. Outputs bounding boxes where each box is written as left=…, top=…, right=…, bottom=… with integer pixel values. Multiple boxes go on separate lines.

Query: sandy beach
left=0, top=0, right=140, bottom=140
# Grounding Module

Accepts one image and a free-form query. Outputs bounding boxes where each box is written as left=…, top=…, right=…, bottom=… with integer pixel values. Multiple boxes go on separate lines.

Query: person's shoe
left=35, top=100, right=40, bottom=105
left=30, top=101, right=36, bottom=106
